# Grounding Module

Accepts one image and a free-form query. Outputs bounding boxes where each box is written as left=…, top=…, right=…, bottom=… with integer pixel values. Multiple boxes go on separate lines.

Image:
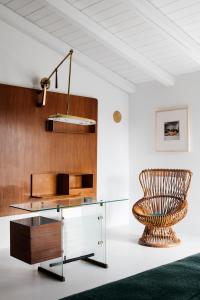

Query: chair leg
left=139, top=226, right=180, bottom=248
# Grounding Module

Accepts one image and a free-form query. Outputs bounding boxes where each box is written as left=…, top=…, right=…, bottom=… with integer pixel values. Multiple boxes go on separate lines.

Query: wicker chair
left=132, top=169, right=192, bottom=248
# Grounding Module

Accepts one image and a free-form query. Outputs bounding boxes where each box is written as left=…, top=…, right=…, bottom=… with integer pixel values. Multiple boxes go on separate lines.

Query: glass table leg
left=81, top=203, right=107, bottom=268
left=38, top=209, right=65, bottom=281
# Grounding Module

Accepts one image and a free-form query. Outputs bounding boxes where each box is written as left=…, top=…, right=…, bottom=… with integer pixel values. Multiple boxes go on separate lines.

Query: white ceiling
left=1, top=0, right=200, bottom=92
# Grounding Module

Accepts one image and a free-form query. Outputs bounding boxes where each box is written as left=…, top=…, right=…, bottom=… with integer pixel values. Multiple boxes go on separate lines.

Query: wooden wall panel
left=0, top=83, right=97, bottom=217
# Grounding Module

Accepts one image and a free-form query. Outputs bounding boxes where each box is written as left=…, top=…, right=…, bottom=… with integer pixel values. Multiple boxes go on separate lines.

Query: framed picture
left=155, top=107, right=189, bottom=152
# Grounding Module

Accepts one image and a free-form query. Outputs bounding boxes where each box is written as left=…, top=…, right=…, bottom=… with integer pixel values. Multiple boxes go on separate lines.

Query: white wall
left=0, top=20, right=130, bottom=248
left=130, top=71, right=200, bottom=236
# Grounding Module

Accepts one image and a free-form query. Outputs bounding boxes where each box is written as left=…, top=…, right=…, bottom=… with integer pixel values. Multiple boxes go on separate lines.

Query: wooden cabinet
left=10, top=216, right=62, bottom=264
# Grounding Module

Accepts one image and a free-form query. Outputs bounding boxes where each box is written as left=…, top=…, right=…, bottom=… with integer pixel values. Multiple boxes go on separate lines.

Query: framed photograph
left=155, top=107, right=189, bottom=152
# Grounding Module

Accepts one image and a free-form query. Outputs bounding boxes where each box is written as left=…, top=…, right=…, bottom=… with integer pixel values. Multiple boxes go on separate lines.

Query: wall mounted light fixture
left=39, top=49, right=96, bottom=126
left=113, top=111, right=122, bottom=123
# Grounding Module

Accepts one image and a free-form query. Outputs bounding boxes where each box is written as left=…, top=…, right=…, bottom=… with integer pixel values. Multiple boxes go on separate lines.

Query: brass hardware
left=39, top=49, right=73, bottom=107
left=40, top=77, right=50, bottom=89
left=40, top=77, right=50, bottom=106
left=39, top=49, right=96, bottom=125
left=67, top=49, right=72, bottom=114
left=47, top=49, right=73, bottom=82
left=113, top=111, right=122, bottom=123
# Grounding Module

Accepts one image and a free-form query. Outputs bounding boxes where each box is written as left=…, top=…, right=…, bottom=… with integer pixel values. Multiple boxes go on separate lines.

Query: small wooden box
left=10, top=216, right=62, bottom=264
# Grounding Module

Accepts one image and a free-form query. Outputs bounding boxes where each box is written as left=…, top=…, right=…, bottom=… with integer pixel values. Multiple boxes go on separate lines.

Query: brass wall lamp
left=39, top=49, right=96, bottom=126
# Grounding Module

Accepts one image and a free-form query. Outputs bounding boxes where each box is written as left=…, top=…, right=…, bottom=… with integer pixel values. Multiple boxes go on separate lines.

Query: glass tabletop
left=10, top=196, right=128, bottom=212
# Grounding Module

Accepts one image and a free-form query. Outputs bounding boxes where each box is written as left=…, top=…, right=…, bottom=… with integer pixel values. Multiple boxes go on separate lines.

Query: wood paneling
left=31, top=173, right=57, bottom=197
left=69, top=175, right=82, bottom=189
left=0, top=83, right=97, bottom=216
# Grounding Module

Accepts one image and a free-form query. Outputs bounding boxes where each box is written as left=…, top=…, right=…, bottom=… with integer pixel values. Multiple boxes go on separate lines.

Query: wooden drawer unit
left=10, top=216, right=62, bottom=264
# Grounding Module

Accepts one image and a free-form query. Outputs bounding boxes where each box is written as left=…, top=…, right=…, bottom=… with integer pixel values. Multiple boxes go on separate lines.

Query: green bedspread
left=60, top=253, right=200, bottom=300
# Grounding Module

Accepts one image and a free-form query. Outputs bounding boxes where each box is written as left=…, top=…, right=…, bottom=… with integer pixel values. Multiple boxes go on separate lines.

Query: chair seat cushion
left=132, top=196, right=187, bottom=227
left=150, top=213, right=163, bottom=216
left=135, top=196, right=185, bottom=216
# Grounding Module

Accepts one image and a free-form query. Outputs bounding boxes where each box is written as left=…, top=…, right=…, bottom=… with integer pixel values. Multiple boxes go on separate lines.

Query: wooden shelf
left=31, top=173, right=94, bottom=199
left=46, top=120, right=96, bottom=134
left=69, top=188, right=94, bottom=197
left=30, top=195, right=84, bottom=207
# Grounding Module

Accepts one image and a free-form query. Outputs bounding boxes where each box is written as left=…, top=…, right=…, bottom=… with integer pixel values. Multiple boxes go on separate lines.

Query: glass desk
left=10, top=197, right=128, bottom=281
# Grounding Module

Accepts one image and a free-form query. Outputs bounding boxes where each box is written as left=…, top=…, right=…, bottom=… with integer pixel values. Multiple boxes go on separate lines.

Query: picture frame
left=155, top=107, right=189, bottom=152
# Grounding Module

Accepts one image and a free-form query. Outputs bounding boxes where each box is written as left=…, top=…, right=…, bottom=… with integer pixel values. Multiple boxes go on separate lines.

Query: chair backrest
left=139, top=169, right=192, bottom=199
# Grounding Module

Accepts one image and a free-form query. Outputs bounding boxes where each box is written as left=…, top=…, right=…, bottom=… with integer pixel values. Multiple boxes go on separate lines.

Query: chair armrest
left=134, top=205, right=146, bottom=216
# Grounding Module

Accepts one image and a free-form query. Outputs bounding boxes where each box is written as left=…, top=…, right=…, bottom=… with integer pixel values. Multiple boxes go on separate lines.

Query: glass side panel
left=82, top=203, right=106, bottom=265
left=39, top=209, right=64, bottom=279
left=10, top=197, right=128, bottom=212
left=62, top=203, right=106, bottom=265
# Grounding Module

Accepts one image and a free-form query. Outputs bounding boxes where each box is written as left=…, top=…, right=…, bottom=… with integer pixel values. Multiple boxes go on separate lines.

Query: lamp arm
left=39, top=49, right=73, bottom=107
left=47, top=49, right=73, bottom=81
left=67, top=49, right=72, bottom=114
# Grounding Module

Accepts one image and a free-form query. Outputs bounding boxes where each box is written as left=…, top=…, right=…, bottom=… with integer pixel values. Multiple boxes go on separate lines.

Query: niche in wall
left=0, top=83, right=97, bottom=217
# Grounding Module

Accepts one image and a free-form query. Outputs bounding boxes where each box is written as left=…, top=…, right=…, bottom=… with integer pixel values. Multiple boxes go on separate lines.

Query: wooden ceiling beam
left=0, top=4, right=135, bottom=94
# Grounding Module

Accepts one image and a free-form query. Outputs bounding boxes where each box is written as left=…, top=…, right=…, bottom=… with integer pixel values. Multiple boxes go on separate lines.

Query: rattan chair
left=132, top=169, right=192, bottom=248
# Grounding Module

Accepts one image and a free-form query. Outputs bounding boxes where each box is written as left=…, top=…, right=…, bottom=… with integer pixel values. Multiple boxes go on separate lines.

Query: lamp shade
left=48, top=113, right=96, bottom=126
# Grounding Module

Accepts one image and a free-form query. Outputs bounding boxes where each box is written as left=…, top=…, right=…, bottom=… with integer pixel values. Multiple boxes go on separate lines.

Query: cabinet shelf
left=46, top=120, right=96, bottom=134
left=31, top=173, right=94, bottom=200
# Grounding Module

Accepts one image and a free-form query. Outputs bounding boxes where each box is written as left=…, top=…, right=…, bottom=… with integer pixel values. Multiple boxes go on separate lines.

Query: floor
left=0, top=226, right=199, bottom=300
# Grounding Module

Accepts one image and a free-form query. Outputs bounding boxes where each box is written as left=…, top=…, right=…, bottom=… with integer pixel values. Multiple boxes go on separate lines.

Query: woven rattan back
left=139, top=169, right=192, bottom=199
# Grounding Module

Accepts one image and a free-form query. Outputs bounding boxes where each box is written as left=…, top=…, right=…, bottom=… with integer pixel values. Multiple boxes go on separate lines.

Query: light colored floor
left=0, top=226, right=199, bottom=300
